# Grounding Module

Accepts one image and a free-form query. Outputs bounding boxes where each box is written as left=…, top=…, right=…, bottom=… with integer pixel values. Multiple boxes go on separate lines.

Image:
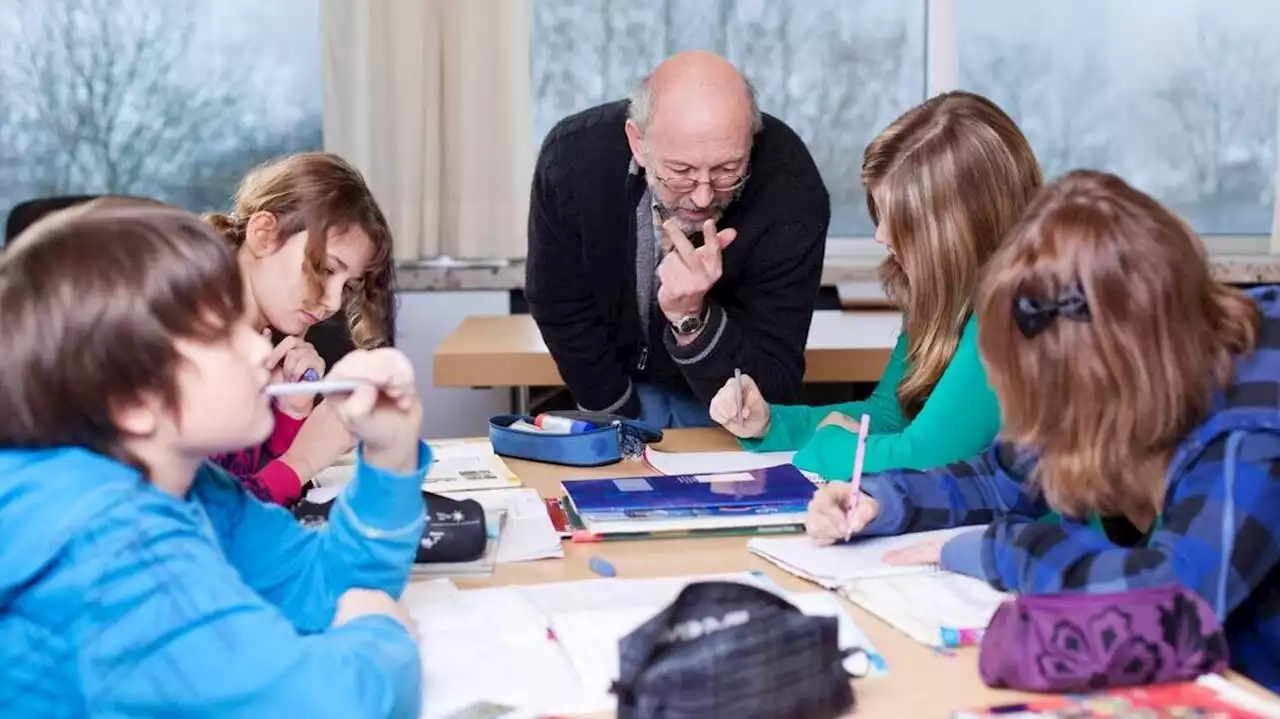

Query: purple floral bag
left=978, top=428, right=1254, bottom=693
left=978, top=585, right=1229, bottom=692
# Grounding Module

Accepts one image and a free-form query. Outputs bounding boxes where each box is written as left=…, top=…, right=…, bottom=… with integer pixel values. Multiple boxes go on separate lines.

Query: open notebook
left=747, top=527, right=981, bottom=588
left=749, top=527, right=1011, bottom=648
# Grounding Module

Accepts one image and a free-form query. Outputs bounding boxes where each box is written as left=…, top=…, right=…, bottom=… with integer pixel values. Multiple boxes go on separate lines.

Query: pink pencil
left=845, top=413, right=871, bottom=539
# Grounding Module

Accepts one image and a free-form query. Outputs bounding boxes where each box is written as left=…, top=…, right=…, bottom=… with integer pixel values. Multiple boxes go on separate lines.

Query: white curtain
left=321, top=0, right=534, bottom=261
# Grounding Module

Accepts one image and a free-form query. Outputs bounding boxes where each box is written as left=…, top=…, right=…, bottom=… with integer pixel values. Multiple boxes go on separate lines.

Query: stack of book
left=557, top=466, right=815, bottom=542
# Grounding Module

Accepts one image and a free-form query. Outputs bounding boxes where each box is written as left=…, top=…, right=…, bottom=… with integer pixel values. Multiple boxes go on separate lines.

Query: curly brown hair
left=204, top=152, right=394, bottom=348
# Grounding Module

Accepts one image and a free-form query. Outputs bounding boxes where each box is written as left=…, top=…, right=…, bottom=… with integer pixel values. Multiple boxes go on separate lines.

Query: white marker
left=264, top=380, right=365, bottom=398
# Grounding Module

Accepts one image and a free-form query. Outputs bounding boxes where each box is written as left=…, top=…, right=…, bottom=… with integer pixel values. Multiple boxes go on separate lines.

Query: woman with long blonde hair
left=709, top=91, right=1042, bottom=479
left=807, top=171, right=1278, bottom=691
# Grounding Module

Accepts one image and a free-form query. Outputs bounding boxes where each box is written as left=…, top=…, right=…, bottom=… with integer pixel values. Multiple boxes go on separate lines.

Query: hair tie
left=1012, top=282, right=1091, bottom=338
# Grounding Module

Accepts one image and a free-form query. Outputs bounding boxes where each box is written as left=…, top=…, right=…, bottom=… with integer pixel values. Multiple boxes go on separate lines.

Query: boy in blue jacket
left=0, top=199, right=428, bottom=717
left=807, top=171, right=1280, bottom=692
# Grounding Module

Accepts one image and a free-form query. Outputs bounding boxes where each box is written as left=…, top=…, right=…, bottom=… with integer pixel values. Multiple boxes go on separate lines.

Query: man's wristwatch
left=670, top=306, right=708, bottom=336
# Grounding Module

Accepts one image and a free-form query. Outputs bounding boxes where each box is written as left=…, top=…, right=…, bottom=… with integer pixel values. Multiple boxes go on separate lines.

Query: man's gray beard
left=651, top=182, right=744, bottom=234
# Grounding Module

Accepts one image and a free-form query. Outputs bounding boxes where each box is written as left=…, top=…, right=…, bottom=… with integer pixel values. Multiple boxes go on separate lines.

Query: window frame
left=824, top=0, right=1280, bottom=256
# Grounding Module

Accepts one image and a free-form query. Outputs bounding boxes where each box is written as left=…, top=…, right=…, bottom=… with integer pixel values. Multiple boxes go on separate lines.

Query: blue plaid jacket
left=859, top=286, right=1280, bottom=691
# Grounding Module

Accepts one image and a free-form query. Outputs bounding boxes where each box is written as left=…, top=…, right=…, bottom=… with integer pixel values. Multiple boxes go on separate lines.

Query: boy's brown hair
left=204, top=152, right=394, bottom=349
left=864, top=91, right=1043, bottom=418
left=978, top=170, right=1260, bottom=524
left=0, top=199, right=244, bottom=470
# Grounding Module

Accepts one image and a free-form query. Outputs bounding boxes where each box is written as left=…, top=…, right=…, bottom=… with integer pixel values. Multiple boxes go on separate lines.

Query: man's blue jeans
left=635, top=383, right=713, bottom=429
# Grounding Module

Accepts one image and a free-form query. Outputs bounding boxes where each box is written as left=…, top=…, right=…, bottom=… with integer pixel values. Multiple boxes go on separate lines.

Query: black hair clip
left=1012, top=282, right=1091, bottom=338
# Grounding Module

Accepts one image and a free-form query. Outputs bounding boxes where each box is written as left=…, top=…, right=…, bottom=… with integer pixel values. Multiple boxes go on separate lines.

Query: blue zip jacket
left=858, top=286, right=1280, bottom=692
left=0, top=441, right=431, bottom=718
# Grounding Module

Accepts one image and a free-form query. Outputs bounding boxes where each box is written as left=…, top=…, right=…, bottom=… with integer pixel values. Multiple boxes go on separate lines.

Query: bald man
left=525, top=51, right=830, bottom=429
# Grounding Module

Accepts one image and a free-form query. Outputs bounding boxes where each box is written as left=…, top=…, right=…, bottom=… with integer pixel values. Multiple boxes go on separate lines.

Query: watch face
left=675, top=314, right=702, bottom=334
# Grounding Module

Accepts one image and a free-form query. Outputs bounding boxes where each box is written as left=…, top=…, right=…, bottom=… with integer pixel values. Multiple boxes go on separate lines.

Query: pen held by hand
left=264, top=379, right=365, bottom=398
left=844, top=412, right=872, bottom=540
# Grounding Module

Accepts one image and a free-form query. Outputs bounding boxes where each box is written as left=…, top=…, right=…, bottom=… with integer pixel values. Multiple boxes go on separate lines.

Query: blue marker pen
left=302, top=368, right=320, bottom=382
left=588, top=556, right=617, bottom=578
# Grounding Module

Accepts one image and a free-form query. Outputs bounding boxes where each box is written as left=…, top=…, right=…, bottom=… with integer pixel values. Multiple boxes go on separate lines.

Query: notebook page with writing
left=407, top=584, right=614, bottom=718
left=840, top=572, right=1010, bottom=649
left=748, top=526, right=984, bottom=588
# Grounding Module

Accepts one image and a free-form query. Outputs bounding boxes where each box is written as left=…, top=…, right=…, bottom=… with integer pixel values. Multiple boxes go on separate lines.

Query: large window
left=0, top=0, right=322, bottom=224
left=533, top=0, right=1280, bottom=252
left=959, top=0, right=1280, bottom=246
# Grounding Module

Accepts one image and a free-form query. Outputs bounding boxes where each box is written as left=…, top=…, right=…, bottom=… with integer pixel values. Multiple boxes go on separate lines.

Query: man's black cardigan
left=525, top=100, right=829, bottom=418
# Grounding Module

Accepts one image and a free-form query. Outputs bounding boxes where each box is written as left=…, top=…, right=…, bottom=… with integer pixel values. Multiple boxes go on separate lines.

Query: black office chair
left=4, top=195, right=387, bottom=363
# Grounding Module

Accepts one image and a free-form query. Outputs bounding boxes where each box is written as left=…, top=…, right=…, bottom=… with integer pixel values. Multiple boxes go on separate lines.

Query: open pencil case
left=488, top=410, right=663, bottom=467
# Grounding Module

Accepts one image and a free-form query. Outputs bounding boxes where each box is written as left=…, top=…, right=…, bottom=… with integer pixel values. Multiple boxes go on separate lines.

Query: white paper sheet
left=643, top=447, right=798, bottom=476
left=748, top=527, right=983, bottom=588
left=411, top=585, right=614, bottom=718
left=449, top=488, right=564, bottom=563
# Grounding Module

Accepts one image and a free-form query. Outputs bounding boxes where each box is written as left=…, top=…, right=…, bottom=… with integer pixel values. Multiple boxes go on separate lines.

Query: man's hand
left=656, top=218, right=737, bottom=341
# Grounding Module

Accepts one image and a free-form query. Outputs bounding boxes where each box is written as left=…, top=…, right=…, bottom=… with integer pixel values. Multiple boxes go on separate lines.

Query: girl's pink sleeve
left=267, top=406, right=306, bottom=455
left=250, top=459, right=304, bottom=507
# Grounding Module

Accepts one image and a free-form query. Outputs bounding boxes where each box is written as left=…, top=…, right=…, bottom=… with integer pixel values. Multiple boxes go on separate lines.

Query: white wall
left=394, top=291, right=511, bottom=439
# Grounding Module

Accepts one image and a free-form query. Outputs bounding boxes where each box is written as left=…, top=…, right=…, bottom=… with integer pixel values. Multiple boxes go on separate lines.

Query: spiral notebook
left=747, top=526, right=982, bottom=589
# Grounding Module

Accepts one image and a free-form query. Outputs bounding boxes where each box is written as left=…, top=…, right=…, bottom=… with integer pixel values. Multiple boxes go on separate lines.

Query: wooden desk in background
left=446, top=428, right=1275, bottom=718
left=434, top=310, right=901, bottom=413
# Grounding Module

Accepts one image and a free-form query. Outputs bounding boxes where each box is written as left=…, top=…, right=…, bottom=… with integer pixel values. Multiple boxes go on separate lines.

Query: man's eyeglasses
left=652, top=170, right=750, bottom=195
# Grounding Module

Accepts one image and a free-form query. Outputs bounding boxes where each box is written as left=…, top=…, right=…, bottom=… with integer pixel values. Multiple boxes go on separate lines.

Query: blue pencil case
left=488, top=412, right=663, bottom=467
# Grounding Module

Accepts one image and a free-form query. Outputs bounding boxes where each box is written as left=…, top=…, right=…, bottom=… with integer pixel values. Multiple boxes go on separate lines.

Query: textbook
left=561, top=464, right=817, bottom=521
left=556, top=495, right=805, bottom=542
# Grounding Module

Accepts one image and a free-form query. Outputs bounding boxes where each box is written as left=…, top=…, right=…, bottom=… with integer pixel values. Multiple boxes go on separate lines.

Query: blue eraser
left=302, top=368, right=320, bottom=382
left=588, top=556, right=617, bottom=578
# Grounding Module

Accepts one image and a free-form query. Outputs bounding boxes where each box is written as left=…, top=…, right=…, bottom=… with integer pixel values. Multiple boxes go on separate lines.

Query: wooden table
left=434, top=310, right=901, bottom=413
left=442, top=428, right=1278, bottom=718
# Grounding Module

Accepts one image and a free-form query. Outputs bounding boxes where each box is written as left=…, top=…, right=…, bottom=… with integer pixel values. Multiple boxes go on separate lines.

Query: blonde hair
left=978, top=170, right=1260, bottom=524
left=204, top=152, right=394, bottom=348
left=864, top=91, right=1042, bottom=417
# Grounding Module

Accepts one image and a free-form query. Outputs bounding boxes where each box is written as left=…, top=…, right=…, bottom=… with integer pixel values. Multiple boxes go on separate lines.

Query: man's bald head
left=627, top=51, right=762, bottom=138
